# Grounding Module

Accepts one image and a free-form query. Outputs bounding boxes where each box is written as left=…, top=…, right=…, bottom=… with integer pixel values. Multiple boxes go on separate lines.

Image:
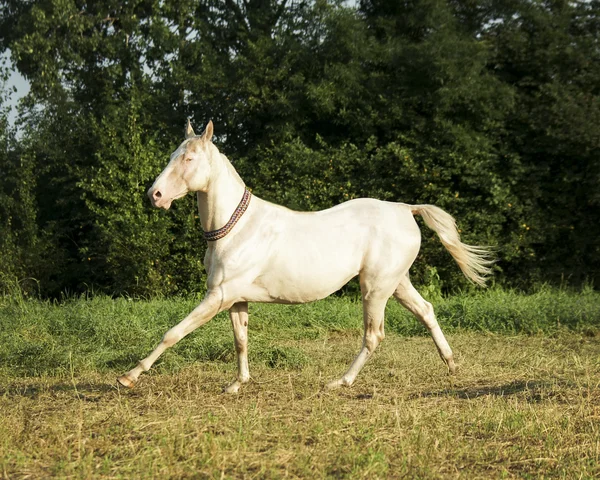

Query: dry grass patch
left=2, top=332, right=600, bottom=478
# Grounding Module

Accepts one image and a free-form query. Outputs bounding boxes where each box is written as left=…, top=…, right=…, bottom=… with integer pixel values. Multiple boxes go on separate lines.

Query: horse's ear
left=185, top=118, right=195, bottom=139
left=201, top=120, right=214, bottom=142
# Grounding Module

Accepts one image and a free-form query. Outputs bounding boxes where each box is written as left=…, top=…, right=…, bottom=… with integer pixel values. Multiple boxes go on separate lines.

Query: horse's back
left=312, top=197, right=420, bottom=241
left=261, top=197, right=421, bottom=251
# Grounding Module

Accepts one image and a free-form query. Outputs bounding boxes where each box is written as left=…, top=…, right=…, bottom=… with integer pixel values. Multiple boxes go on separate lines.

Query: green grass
left=1, top=286, right=598, bottom=377
left=1, top=287, right=600, bottom=478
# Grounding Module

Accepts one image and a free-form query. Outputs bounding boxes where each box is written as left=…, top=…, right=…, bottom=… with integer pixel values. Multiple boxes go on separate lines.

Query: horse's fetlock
left=138, top=360, right=150, bottom=372
left=364, top=330, right=384, bottom=353
left=235, top=344, right=248, bottom=356
left=364, top=339, right=378, bottom=354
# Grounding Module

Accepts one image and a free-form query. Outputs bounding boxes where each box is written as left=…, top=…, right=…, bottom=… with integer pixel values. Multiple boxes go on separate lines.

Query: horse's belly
left=254, top=269, right=358, bottom=304
left=250, top=241, right=362, bottom=303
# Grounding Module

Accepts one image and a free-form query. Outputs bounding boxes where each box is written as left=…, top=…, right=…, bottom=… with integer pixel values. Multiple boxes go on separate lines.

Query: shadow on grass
left=0, top=382, right=118, bottom=400
left=410, top=379, right=576, bottom=402
left=2, top=379, right=581, bottom=404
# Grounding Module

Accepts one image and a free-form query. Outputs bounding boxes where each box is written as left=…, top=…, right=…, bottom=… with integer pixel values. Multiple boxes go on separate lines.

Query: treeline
left=0, top=0, right=598, bottom=297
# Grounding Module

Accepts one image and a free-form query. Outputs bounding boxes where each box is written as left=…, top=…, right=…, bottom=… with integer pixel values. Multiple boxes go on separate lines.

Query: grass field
left=1, top=287, right=600, bottom=478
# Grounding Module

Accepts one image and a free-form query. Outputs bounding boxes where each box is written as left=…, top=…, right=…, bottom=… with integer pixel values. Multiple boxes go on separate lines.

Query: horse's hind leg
left=393, top=275, right=456, bottom=374
left=326, top=295, right=387, bottom=390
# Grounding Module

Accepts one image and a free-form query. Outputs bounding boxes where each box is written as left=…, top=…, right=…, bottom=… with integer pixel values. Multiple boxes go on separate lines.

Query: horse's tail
left=411, top=204, right=494, bottom=287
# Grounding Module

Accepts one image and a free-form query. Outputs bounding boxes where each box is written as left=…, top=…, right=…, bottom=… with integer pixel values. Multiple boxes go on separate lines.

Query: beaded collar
left=203, top=187, right=252, bottom=242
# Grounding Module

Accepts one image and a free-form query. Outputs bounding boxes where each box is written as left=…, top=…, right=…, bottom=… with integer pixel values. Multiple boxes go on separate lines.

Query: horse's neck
left=196, top=153, right=246, bottom=232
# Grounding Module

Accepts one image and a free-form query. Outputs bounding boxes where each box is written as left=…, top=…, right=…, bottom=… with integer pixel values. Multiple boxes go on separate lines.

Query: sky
left=3, top=52, right=30, bottom=127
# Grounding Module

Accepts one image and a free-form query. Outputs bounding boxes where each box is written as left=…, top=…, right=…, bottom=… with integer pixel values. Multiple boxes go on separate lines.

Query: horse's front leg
left=117, top=289, right=223, bottom=388
left=224, top=302, right=250, bottom=394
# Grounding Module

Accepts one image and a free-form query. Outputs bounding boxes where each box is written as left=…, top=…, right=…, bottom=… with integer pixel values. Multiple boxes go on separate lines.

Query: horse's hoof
left=223, top=380, right=241, bottom=394
left=325, top=378, right=350, bottom=390
left=447, top=359, right=457, bottom=375
left=117, top=375, right=136, bottom=389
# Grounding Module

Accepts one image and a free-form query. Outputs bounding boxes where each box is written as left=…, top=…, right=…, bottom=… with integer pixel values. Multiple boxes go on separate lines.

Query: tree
left=483, top=0, right=600, bottom=286
left=0, top=0, right=598, bottom=295
left=0, top=60, right=56, bottom=294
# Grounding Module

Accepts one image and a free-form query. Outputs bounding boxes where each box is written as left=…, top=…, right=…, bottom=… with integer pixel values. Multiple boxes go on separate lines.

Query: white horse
left=117, top=120, right=493, bottom=393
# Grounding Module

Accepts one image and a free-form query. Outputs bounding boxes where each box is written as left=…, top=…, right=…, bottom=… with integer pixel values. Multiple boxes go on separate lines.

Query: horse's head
left=147, top=120, right=216, bottom=209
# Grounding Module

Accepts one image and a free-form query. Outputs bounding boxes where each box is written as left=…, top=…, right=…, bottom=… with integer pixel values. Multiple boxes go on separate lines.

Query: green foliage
left=0, top=0, right=598, bottom=296
left=484, top=0, right=600, bottom=285
left=76, top=90, right=206, bottom=296
left=0, top=61, right=55, bottom=295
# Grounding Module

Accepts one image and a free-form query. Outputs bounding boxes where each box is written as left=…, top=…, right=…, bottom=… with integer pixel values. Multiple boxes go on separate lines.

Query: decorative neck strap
left=203, top=187, right=252, bottom=242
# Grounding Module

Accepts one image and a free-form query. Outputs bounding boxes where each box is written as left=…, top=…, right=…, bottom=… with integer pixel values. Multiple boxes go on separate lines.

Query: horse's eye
left=185, top=157, right=192, bottom=162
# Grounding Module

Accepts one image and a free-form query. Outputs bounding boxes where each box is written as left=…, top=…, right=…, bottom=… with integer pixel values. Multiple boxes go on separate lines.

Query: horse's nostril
left=154, top=190, right=162, bottom=199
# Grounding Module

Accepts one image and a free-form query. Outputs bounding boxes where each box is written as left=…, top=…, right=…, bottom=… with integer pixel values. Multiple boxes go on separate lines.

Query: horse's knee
left=162, top=328, right=183, bottom=348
